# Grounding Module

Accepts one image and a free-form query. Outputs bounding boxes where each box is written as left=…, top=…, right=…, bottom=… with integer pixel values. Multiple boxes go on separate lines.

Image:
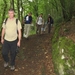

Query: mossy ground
left=52, top=18, right=75, bottom=75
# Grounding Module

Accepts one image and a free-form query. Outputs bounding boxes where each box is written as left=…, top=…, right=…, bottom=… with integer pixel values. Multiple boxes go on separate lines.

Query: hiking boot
left=4, top=62, right=8, bottom=68
left=10, top=66, right=15, bottom=71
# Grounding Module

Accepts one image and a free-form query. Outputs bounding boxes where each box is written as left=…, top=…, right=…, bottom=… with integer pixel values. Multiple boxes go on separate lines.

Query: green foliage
left=52, top=23, right=61, bottom=43
left=52, top=33, right=75, bottom=75
left=30, top=26, right=36, bottom=35
left=0, top=0, right=75, bottom=35
left=52, top=20, right=75, bottom=74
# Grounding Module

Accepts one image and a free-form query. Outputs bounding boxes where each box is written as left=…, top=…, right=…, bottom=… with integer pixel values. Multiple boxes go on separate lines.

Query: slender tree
left=17, top=0, right=20, bottom=20
left=2, top=0, right=7, bottom=24
left=59, top=0, right=75, bottom=21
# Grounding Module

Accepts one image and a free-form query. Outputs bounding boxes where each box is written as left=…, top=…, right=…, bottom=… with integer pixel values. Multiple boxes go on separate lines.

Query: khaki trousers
left=36, top=24, right=42, bottom=34
left=23, top=24, right=31, bottom=38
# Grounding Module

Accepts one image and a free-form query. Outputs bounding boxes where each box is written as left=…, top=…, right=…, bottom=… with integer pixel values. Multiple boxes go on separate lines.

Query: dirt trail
left=0, top=33, right=56, bottom=75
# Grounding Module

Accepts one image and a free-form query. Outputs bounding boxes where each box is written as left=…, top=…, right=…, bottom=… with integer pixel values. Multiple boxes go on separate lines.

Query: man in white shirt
left=36, top=13, right=44, bottom=34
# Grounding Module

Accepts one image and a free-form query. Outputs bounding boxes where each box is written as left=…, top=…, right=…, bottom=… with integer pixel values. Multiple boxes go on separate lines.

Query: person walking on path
left=47, top=14, right=54, bottom=33
left=36, top=13, right=44, bottom=34
left=23, top=13, right=32, bottom=39
left=1, top=8, right=22, bottom=71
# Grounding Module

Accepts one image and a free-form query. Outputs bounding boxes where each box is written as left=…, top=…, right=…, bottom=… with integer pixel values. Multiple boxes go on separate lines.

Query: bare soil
left=0, top=33, right=56, bottom=75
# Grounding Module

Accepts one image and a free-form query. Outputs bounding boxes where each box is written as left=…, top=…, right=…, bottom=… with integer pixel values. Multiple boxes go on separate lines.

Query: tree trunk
left=2, top=0, right=7, bottom=24
left=10, top=0, right=14, bottom=9
left=59, top=0, right=68, bottom=20
left=33, top=0, right=38, bottom=17
left=12, top=0, right=14, bottom=9
left=20, top=0, right=24, bottom=37
left=17, top=0, right=20, bottom=20
left=20, top=0, right=23, bottom=22
left=60, top=0, right=74, bottom=21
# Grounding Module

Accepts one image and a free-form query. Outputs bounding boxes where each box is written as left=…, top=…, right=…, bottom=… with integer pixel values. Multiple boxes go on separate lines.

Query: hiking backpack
left=4, top=18, right=19, bottom=34
left=50, top=17, right=54, bottom=24
left=4, top=18, right=18, bottom=25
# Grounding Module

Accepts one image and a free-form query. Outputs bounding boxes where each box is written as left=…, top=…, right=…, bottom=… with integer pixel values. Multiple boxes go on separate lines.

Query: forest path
left=0, top=33, right=56, bottom=75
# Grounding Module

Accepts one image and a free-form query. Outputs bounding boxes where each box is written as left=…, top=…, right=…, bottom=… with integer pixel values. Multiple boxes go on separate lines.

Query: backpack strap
left=16, top=19, right=18, bottom=25
left=3, top=18, right=18, bottom=34
left=4, top=18, right=8, bottom=25
left=4, top=18, right=18, bottom=25
left=16, top=19, right=18, bottom=34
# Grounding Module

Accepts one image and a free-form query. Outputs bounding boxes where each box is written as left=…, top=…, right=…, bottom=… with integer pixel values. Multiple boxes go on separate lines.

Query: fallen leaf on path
left=46, top=56, right=48, bottom=58
left=15, top=69, right=18, bottom=71
left=22, top=67, right=25, bottom=69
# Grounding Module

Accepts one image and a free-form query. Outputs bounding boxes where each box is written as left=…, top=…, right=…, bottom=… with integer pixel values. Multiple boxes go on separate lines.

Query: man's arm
left=17, top=29, right=22, bottom=47
left=1, top=28, right=5, bottom=44
left=30, top=16, right=32, bottom=24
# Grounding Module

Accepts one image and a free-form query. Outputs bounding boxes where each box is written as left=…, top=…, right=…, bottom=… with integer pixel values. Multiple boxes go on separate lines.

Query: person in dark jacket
left=23, top=13, right=32, bottom=38
left=47, top=14, right=54, bottom=33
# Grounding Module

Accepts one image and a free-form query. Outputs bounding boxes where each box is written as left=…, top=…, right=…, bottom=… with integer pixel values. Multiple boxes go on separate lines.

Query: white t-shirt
left=26, top=16, right=29, bottom=21
left=37, top=17, right=43, bottom=25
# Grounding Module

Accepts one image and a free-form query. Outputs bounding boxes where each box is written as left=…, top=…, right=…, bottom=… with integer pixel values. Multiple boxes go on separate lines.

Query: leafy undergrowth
left=0, top=33, right=56, bottom=75
left=52, top=18, right=75, bottom=75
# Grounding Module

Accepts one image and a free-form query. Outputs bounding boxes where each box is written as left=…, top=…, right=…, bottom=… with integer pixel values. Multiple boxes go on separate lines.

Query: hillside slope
left=59, top=18, right=75, bottom=42
left=52, top=18, right=75, bottom=75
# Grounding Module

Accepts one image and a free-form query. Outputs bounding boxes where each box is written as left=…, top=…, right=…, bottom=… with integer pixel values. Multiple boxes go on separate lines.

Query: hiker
left=36, top=13, right=44, bottom=34
left=1, top=8, right=22, bottom=71
left=23, top=12, right=32, bottom=39
left=47, top=14, right=54, bottom=33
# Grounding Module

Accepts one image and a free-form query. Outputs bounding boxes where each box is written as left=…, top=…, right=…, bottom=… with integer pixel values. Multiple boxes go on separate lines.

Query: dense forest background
left=0, top=0, right=75, bottom=31
left=0, top=0, right=75, bottom=75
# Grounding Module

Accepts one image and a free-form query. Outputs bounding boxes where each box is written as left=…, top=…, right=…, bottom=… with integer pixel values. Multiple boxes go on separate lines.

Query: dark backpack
left=50, top=17, right=54, bottom=24
left=4, top=18, right=18, bottom=25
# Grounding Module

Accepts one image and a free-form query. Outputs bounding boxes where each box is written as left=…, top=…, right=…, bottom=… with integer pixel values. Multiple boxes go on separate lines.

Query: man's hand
left=17, top=41, right=21, bottom=47
left=1, top=38, right=4, bottom=44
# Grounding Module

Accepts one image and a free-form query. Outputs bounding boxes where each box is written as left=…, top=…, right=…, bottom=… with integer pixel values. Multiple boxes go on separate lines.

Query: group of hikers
left=36, top=13, right=53, bottom=34
left=0, top=8, right=54, bottom=71
left=23, top=13, right=54, bottom=39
